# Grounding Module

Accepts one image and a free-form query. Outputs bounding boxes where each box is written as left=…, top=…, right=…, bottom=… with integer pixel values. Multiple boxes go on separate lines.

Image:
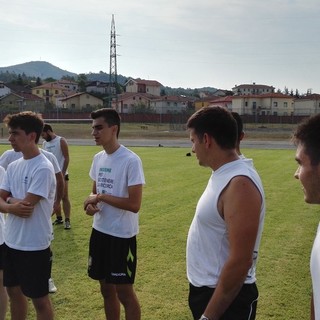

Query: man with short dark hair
left=293, top=113, right=320, bottom=319
left=0, top=111, right=56, bottom=319
left=42, top=123, right=71, bottom=229
left=84, top=108, right=145, bottom=320
left=186, top=106, right=265, bottom=320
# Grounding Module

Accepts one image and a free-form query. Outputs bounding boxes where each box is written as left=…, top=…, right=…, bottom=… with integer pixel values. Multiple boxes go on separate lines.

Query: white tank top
left=187, top=159, right=265, bottom=287
left=43, top=136, right=67, bottom=175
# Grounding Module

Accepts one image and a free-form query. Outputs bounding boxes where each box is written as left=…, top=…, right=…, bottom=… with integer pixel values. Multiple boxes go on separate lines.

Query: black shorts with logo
left=88, top=228, right=137, bottom=284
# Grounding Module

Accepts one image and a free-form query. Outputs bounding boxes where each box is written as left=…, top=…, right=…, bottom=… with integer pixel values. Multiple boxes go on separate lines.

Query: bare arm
left=311, top=295, right=315, bottom=320
left=203, top=176, right=262, bottom=319
left=84, top=182, right=143, bottom=214
left=0, top=190, right=41, bottom=218
left=84, top=182, right=99, bottom=216
left=53, top=171, right=64, bottom=213
left=60, top=138, right=69, bottom=175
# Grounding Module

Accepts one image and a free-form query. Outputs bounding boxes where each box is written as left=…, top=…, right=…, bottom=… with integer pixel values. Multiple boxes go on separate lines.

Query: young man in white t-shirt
left=293, top=114, right=320, bottom=320
left=84, top=108, right=145, bottom=320
left=0, top=148, right=63, bottom=294
left=0, top=111, right=56, bottom=320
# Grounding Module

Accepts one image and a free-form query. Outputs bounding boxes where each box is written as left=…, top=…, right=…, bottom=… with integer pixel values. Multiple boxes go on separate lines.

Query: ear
left=28, top=131, right=37, bottom=143
left=111, top=125, right=119, bottom=136
left=203, top=133, right=213, bottom=148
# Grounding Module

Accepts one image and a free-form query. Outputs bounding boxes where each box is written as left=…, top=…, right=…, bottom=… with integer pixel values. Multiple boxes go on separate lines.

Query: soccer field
left=0, top=144, right=317, bottom=319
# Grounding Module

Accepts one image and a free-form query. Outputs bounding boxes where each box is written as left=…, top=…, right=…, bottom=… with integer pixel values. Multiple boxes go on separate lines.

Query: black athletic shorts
left=65, top=174, right=69, bottom=181
left=189, top=282, right=258, bottom=320
left=88, top=228, right=137, bottom=284
left=3, top=245, right=51, bottom=299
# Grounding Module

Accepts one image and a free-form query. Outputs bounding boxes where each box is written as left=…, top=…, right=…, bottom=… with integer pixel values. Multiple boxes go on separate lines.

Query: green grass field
left=0, top=144, right=318, bottom=320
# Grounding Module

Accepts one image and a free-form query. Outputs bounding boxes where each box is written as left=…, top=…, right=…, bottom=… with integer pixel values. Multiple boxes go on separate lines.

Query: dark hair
left=43, top=123, right=53, bottom=132
left=3, top=111, right=44, bottom=143
left=231, top=112, right=243, bottom=142
left=187, top=106, right=237, bottom=149
left=91, top=108, right=121, bottom=137
left=293, top=113, right=320, bottom=165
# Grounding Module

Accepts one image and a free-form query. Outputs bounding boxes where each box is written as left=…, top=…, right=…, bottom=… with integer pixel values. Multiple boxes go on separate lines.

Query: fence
left=0, top=111, right=314, bottom=126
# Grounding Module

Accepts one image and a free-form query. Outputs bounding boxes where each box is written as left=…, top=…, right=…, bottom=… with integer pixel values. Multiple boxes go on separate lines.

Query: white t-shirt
left=0, top=154, right=56, bottom=251
left=0, top=150, right=22, bottom=170
left=0, top=149, right=61, bottom=173
left=311, top=223, right=320, bottom=319
left=89, top=145, right=145, bottom=238
left=42, top=135, right=67, bottom=174
left=0, top=166, right=6, bottom=245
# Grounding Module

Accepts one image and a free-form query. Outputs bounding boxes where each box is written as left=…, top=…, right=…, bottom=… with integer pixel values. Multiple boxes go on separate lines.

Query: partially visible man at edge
left=293, top=113, right=320, bottom=320
left=186, top=106, right=266, bottom=320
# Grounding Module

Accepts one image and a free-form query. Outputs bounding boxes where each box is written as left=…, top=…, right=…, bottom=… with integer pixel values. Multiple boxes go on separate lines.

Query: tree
left=61, top=75, right=76, bottom=82
left=36, top=77, right=42, bottom=86
left=17, top=74, right=24, bottom=85
left=77, top=73, right=87, bottom=92
left=44, top=77, right=57, bottom=83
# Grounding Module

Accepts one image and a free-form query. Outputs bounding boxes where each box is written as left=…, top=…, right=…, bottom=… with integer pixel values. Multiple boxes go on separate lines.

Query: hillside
left=0, top=61, right=77, bottom=79
left=0, top=61, right=218, bottom=94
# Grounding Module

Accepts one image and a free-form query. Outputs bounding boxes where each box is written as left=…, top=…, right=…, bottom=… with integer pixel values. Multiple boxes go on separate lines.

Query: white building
left=233, top=83, right=275, bottom=95
left=232, top=93, right=294, bottom=116
left=125, top=79, right=162, bottom=96
left=294, top=94, right=320, bottom=115
left=0, top=82, right=11, bottom=97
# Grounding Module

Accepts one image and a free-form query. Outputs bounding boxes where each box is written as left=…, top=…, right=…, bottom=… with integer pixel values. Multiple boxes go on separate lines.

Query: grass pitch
left=0, top=144, right=318, bottom=319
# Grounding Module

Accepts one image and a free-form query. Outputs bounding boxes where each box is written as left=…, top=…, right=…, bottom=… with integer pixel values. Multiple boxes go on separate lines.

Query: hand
left=85, top=203, right=100, bottom=216
left=83, top=194, right=98, bottom=210
left=9, top=200, right=34, bottom=218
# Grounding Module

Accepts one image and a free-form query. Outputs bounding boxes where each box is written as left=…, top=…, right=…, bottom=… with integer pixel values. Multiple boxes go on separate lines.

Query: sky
left=1, top=0, right=320, bottom=93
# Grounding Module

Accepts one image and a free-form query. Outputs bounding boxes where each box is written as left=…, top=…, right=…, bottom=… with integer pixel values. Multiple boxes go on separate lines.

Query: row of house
left=201, top=93, right=320, bottom=116
left=1, top=79, right=320, bottom=116
left=0, top=80, right=104, bottom=112
left=197, top=83, right=320, bottom=116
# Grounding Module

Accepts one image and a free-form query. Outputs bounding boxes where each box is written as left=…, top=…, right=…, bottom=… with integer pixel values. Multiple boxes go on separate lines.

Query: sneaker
left=48, top=278, right=57, bottom=293
left=52, top=218, right=63, bottom=225
left=64, top=220, right=71, bottom=230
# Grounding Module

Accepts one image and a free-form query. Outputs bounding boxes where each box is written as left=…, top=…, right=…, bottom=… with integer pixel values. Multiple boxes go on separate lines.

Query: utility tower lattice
left=109, top=14, right=118, bottom=108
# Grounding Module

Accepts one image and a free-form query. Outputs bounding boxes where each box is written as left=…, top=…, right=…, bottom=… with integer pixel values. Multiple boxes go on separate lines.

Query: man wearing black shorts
left=0, top=112, right=56, bottom=319
left=186, top=107, right=266, bottom=320
left=84, top=108, right=145, bottom=320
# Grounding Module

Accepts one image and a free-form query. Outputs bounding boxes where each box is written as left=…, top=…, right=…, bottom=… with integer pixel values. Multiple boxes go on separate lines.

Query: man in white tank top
left=186, top=106, right=265, bottom=320
left=42, top=123, right=71, bottom=230
left=293, top=114, right=320, bottom=320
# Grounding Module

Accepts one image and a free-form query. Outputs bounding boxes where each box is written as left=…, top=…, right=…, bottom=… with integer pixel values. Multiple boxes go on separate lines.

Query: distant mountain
left=0, top=61, right=77, bottom=79
left=0, top=61, right=218, bottom=95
